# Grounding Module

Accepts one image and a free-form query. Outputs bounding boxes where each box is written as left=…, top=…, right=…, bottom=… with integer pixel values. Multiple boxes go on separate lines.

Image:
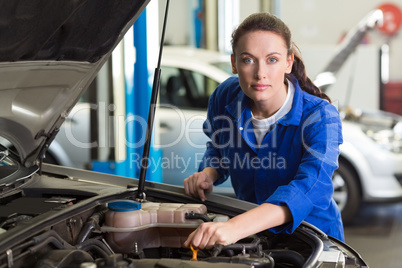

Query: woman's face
left=231, top=30, right=293, bottom=110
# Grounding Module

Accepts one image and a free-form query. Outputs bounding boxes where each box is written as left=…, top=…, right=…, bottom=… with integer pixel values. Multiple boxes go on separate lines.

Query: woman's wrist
left=202, top=167, right=219, bottom=183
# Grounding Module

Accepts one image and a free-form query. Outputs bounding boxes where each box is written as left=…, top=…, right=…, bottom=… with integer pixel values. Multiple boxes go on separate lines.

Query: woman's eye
left=268, top=58, right=278, bottom=63
left=243, top=58, right=254, bottom=64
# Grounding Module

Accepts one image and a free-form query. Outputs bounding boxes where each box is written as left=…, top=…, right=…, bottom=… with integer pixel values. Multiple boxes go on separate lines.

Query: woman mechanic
left=183, top=12, right=344, bottom=249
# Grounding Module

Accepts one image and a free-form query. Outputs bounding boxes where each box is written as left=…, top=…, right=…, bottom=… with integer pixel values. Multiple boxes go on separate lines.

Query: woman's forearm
left=227, top=203, right=292, bottom=241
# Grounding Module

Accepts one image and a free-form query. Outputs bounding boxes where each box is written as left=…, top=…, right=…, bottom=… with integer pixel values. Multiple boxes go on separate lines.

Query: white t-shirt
left=251, top=80, right=295, bottom=146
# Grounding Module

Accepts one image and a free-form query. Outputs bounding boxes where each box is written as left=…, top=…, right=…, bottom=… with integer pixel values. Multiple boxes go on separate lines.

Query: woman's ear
left=231, top=54, right=238, bottom=74
left=286, top=54, right=294, bottom=74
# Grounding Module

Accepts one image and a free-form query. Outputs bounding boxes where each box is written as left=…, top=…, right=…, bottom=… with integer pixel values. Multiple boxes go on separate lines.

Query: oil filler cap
left=108, top=200, right=141, bottom=212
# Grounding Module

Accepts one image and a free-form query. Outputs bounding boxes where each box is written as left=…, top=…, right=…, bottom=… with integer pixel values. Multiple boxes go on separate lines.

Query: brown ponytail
left=288, top=44, right=332, bottom=102
left=231, top=12, right=331, bottom=102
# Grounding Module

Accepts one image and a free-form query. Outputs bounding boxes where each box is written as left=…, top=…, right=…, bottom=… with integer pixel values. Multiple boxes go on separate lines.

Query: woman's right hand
left=184, top=168, right=217, bottom=201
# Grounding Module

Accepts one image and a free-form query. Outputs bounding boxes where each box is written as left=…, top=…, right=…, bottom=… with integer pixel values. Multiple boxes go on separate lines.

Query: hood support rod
left=136, top=0, right=170, bottom=201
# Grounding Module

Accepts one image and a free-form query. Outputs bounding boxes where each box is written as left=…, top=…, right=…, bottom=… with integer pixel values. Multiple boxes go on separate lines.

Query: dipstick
left=190, top=244, right=199, bottom=261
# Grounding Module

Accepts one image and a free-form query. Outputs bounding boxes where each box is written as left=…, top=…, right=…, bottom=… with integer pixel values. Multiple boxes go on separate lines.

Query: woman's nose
left=255, top=61, right=267, bottom=80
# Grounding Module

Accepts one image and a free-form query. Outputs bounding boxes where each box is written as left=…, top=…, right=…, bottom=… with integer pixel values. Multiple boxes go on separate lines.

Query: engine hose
left=265, top=249, right=305, bottom=268
left=0, top=230, right=73, bottom=267
left=185, top=212, right=211, bottom=222
left=219, top=237, right=261, bottom=252
left=29, top=236, right=71, bottom=254
left=210, top=238, right=261, bottom=257
left=76, top=209, right=107, bottom=243
left=77, top=244, right=110, bottom=259
left=3, top=235, right=73, bottom=265
left=210, top=244, right=224, bottom=257
left=76, top=238, right=114, bottom=257
left=31, top=230, right=75, bottom=250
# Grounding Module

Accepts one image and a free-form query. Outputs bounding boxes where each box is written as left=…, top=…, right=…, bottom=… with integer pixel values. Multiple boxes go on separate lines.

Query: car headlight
left=366, top=124, right=402, bottom=153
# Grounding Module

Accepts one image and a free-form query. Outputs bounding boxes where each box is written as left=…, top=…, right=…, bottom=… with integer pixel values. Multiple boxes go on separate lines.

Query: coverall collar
left=225, top=74, right=303, bottom=127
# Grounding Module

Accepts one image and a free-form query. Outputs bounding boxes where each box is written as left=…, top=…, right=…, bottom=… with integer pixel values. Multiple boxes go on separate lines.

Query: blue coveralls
left=199, top=75, right=345, bottom=241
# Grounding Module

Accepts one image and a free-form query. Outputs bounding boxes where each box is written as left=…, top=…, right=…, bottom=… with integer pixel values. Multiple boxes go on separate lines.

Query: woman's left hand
left=183, top=221, right=239, bottom=249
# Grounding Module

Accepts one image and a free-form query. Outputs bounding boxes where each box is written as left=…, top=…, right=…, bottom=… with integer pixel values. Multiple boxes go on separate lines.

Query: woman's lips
left=252, top=84, right=269, bottom=91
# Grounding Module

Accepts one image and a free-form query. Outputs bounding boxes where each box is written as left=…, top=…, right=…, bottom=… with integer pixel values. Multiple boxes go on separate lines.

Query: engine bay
left=0, top=189, right=315, bottom=268
left=0, top=165, right=370, bottom=268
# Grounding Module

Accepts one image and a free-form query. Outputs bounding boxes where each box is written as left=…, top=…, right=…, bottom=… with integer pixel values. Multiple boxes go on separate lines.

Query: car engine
left=0, top=171, right=367, bottom=268
left=0, top=196, right=318, bottom=268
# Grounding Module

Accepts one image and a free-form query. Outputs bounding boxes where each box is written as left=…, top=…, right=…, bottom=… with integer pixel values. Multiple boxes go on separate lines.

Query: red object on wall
left=383, top=82, right=402, bottom=115
left=377, top=3, right=402, bottom=36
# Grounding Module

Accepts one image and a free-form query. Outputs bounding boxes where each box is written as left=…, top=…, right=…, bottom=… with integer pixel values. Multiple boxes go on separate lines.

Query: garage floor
left=344, top=202, right=402, bottom=268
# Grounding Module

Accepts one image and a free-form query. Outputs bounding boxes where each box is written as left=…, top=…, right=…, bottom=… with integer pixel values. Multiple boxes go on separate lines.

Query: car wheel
left=332, top=162, right=360, bottom=224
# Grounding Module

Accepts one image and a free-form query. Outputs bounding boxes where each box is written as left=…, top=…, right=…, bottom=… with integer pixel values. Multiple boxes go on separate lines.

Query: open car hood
left=313, top=9, right=383, bottom=90
left=0, top=0, right=150, bottom=167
